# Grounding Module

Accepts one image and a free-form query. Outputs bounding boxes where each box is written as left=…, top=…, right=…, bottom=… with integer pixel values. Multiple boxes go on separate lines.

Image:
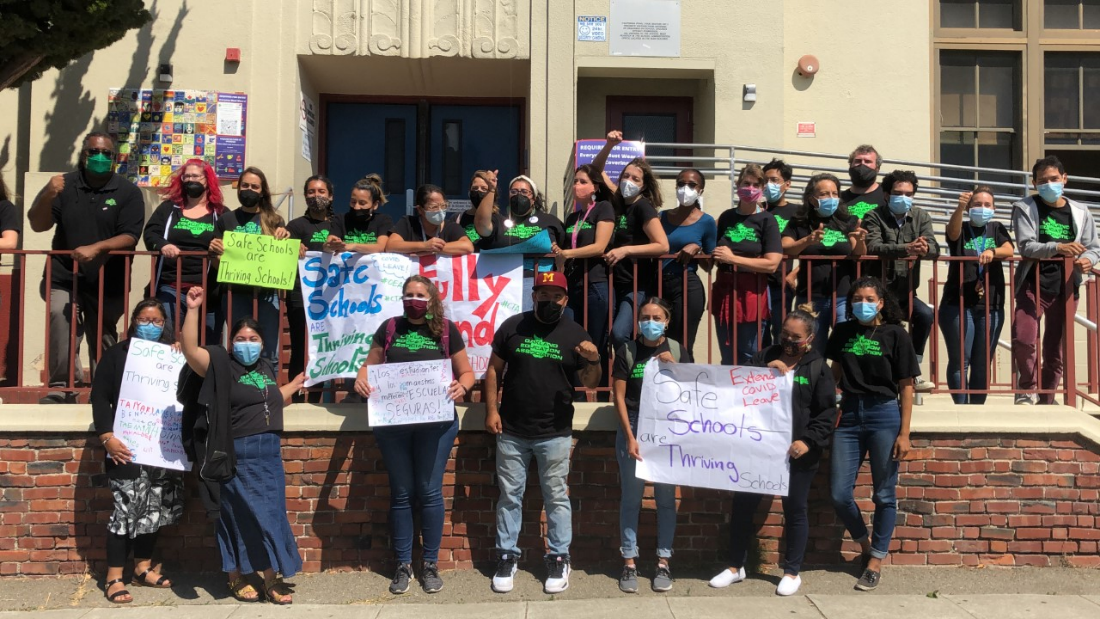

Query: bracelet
left=101, top=436, right=113, bottom=446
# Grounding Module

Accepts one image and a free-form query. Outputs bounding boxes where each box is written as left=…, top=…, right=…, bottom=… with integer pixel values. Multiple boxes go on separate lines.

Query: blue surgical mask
left=763, top=182, right=784, bottom=204
left=1038, top=181, right=1063, bottom=204
left=852, top=302, right=880, bottom=324
left=815, top=197, right=839, bottom=217
left=232, top=341, right=262, bottom=365
left=135, top=323, right=163, bottom=341
left=888, top=194, right=913, bottom=216
left=969, top=207, right=994, bottom=227
left=638, top=320, right=666, bottom=341
left=425, top=209, right=447, bottom=226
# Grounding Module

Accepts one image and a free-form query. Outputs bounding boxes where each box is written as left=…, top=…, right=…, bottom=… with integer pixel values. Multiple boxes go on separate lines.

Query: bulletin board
left=106, top=89, right=248, bottom=187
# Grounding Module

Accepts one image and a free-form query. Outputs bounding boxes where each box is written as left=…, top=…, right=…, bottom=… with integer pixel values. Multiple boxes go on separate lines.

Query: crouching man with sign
left=353, top=275, right=475, bottom=596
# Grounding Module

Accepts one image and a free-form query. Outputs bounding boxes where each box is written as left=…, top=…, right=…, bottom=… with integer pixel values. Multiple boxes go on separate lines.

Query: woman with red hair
left=143, top=159, right=226, bottom=343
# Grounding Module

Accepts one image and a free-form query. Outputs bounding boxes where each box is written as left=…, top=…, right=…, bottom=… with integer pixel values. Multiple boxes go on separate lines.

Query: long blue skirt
left=216, top=432, right=302, bottom=576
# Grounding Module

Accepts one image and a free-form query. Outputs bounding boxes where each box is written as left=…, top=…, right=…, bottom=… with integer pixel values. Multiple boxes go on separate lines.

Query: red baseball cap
left=533, top=271, right=568, bottom=291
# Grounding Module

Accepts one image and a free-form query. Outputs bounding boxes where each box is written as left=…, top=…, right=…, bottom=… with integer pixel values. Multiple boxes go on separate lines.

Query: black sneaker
left=543, top=554, right=571, bottom=594
left=618, top=565, right=638, bottom=593
left=420, top=561, right=443, bottom=593
left=855, top=568, right=880, bottom=591
left=491, top=554, right=518, bottom=593
left=389, top=563, right=412, bottom=594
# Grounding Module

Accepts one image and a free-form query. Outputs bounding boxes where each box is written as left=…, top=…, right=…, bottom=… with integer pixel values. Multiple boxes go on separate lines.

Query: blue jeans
left=798, top=294, right=848, bottom=344
left=829, top=395, right=901, bottom=560
left=714, top=321, right=762, bottom=365
left=611, top=291, right=646, bottom=351
left=616, top=421, right=676, bottom=558
left=938, top=303, right=1004, bottom=405
left=157, top=284, right=222, bottom=345
left=568, top=280, right=610, bottom=356
left=223, top=289, right=281, bottom=369
left=495, top=433, right=573, bottom=557
left=374, top=417, right=459, bottom=564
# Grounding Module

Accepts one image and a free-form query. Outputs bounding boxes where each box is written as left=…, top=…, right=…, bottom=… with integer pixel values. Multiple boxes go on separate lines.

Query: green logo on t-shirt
left=793, top=375, right=810, bottom=386
left=516, top=336, right=563, bottom=361
left=774, top=215, right=790, bottom=234
left=235, top=221, right=262, bottom=235
left=848, top=201, right=878, bottom=219
left=504, top=223, right=542, bottom=240
left=821, top=228, right=847, bottom=247
left=238, top=370, right=276, bottom=390
left=1040, top=216, right=1072, bottom=241
left=566, top=221, right=593, bottom=234
left=391, top=332, right=440, bottom=352
left=630, top=362, right=647, bottom=379
left=724, top=222, right=759, bottom=244
left=346, top=230, right=378, bottom=244
left=841, top=334, right=883, bottom=357
left=963, top=236, right=996, bottom=252
left=617, top=215, right=628, bottom=230
left=309, top=230, right=330, bottom=244
left=464, top=224, right=482, bottom=243
left=173, top=218, right=214, bottom=236
left=105, top=198, right=118, bottom=207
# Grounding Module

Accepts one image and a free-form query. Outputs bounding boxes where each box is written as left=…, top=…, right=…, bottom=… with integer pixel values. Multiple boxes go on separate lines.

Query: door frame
left=605, top=95, right=694, bottom=153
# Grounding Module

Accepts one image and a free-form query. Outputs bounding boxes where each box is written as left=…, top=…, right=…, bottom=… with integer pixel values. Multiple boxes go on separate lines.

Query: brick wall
left=1, top=434, right=1099, bottom=576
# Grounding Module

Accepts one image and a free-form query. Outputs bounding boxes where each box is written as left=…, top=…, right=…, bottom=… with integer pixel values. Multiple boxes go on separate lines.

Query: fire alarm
left=226, top=48, right=241, bottom=63
left=797, top=55, right=819, bottom=77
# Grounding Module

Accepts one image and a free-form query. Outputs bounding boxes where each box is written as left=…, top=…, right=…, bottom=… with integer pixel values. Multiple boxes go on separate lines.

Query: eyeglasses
left=423, top=202, right=449, bottom=212
left=239, top=182, right=262, bottom=191
left=181, top=174, right=205, bottom=181
left=676, top=181, right=699, bottom=189
left=136, top=318, right=166, bottom=327
left=509, top=189, right=534, bottom=197
left=84, top=148, right=114, bottom=157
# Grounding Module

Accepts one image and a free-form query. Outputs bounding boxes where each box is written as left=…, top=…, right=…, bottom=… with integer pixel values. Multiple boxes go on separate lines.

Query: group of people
left=23, top=130, right=1099, bottom=603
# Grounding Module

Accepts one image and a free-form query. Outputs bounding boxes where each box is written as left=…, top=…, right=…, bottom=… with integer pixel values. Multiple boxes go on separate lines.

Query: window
left=383, top=119, right=406, bottom=195
left=938, top=51, right=1022, bottom=183
left=940, top=0, right=1021, bottom=29
left=440, top=120, right=462, bottom=195
left=1044, top=53, right=1100, bottom=145
left=1044, top=0, right=1100, bottom=29
left=606, top=96, right=693, bottom=164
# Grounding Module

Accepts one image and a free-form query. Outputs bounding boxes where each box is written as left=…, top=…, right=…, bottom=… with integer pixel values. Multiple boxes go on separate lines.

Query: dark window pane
left=940, top=131, right=977, bottom=189
left=979, top=0, right=1018, bottom=28
left=942, top=0, right=977, bottom=27
left=384, top=119, right=405, bottom=195
left=1084, top=58, right=1100, bottom=128
left=1045, top=54, right=1081, bottom=129
left=1046, top=0, right=1080, bottom=28
left=978, top=55, right=1017, bottom=127
left=976, top=132, right=1015, bottom=171
left=1085, top=0, right=1100, bottom=27
left=1045, top=132, right=1080, bottom=144
left=940, top=52, right=977, bottom=127
left=441, top=120, right=462, bottom=196
left=623, top=114, right=677, bottom=159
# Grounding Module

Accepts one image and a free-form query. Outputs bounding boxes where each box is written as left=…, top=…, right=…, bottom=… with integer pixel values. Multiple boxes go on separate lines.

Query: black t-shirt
left=489, top=211, right=564, bottom=249
left=46, top=171, right=145, bottom=294
left=228, top=358, right=284, bottom=437
left=342, top=210, right=392, bottom=246
left=493, top=312, right=594, bottom=438
left=715, top=208, right=782, bottom=272
left=372, top=318, right=464, bottom=363
left=0, top=199, right=22, bottom=236
left=943, top=221, right=1012, bottom=309
left=286, top=214, right=345, bottom=307
left=826, top=321, right=920, bottom=399
left=563, top=200, right=616, bottom=284
left=611, top=197, right=661, bottom=291
left=766, top=202, right=800, bottom=286
left=612, top=338, right=693, bottom=418
left=453, top=210, right=502, bottom=250
left=1035, top=201, right=1076, bottom=296
left=841, top=186, right=886, bottom=220
left=783, top=215, right=860, bottom=298
left=163, top=210, right=216, bottom=285
left=391, top=215, right=468, bottom=243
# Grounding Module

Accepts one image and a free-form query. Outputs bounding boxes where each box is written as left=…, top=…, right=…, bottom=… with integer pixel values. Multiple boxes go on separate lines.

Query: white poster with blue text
left=298, top=252, right=414, bottom=386
left=113, top=339, right=191, bottom=471
left=635, top=361, right=794, bottom=496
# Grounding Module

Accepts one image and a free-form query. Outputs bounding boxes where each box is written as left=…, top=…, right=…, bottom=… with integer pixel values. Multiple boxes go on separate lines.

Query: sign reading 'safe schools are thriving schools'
left=635, top=361, right=793, bottom=496
left=216, top=231, right=300, bottom=290
left=112, top=339, right=192, bottom=471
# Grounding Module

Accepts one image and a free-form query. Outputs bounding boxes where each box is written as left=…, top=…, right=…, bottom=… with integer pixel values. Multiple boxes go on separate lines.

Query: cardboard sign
left=217, top=231, right=300, bottom=290
left=112, top=339, right=192, bottom=471
left=367, top=360, right=454, bottom=427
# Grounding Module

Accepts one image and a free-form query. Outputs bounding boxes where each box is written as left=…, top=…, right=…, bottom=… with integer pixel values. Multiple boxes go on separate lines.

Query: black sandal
left=105, top=578, right=132, bottom=604
left=264, top=577, right=293, bottom=605
left=134, top=569, right=171, bottom=588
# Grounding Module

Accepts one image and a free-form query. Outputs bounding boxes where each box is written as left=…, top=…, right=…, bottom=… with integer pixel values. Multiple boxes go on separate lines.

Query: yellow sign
left=216, top=231, right=299, bottom=290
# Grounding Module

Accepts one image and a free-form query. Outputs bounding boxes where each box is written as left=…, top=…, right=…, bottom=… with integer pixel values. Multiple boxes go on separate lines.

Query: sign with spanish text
left=112, top=339, right=191, bottom=471
left=635, top=361, right=793, bottom=496
left=217, top=231, right=300, bottom=290
left=575, top=139, right=646, bottom=185
left=367, top=360, right=454, bottom=427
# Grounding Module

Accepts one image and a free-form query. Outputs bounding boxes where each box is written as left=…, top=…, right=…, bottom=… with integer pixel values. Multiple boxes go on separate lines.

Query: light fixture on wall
left=157, top=63, right=173, bottom=84
left=743, top=84, right=757, bottom=103
left=797, top=55, right=820, bottom=77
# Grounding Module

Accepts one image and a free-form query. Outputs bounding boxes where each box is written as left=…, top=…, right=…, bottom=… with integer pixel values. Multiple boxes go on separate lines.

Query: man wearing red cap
left=484, top=270, right=602, bottom=594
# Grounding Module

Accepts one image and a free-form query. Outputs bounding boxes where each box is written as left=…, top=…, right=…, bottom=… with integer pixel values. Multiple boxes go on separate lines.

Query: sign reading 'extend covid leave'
left=217, top=231, right=300, bottom=290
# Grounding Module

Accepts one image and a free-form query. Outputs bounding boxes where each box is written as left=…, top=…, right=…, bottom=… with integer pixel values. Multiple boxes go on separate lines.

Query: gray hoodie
left=1011, top=195, right=1100, bottom=295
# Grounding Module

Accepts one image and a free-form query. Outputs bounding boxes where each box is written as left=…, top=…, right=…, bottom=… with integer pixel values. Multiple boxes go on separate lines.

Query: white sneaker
left=776, top=574, right=802, bottom=596
left=708, top=567, right=746, bottom=588
left=1015, top=393, right=1038, bottom=405
left=913, top=377, right=934, bottom=393
left=491, top=554, right=518, bottom=593
left=544, top=555, right=571, bottom=594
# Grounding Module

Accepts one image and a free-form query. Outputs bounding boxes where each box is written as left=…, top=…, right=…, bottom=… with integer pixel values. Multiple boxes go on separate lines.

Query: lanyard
left=966, top=223, right=988, bottom=276
left=571, top=201, right=596, bottom=248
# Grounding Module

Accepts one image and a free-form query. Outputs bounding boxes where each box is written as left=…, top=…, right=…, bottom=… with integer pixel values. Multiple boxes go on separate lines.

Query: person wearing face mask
left=179, top=286, right=306, bottom=605
left=782, top=173, right=867, bottom=343
left=29, top=132, right=146, bottom=404
left=762, top=159, right=801, bottom=346
left=825, top=277, right=918, bottom=592
left=1011, top=156, right=1100, bottom=405
left=483, top=271, right=602, bottom=595
left=387, top=184, right=474, bottom=256
left=862, top=171, right=939, bottom=393
left=458, top=169, right=502, bottom=250
left=658, top=169, right=717, bottom=352
left=327, top=174, right=393, bottom=254
left=711, top=304, right=837, bottom=597
left=712, top=164, right=783, bottom=365
left=590, top=131, right=670, bottom=350
left=352, top=276, right=474, bottom=594
left=92, top=299, right=184, bottom=604
left=143, top=159, right=225, bottom=346
left=839, top=144, right=886, bottom=220
left=940, top=187, right=1014, bottom=405
left=611, top=297, right=690, bottom=594
left=481, top=176, right=564, bottom=249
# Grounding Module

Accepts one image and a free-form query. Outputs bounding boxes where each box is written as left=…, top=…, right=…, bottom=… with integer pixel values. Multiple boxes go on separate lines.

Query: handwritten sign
left=217, top=231, right=300, bottom=290
left=575, top=139, right=645, bottom=185
left=367, top=360, right=454, bottom=427
left=298, top=252, right=413, bottom=386
left=112, top=339, right=192, bottom=471
left=635, top=361, right=793, bottom=496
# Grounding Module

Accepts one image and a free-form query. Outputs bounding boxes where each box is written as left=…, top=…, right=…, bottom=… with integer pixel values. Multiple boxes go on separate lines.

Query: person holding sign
left=352, top=275, right=475, bottom=595
left=326, top=174, right=393, bottom=254
left=387, top=184, right=474, bottom=256
left=484, top=271, right=602, bottom=595
left=91, top=299, right=184, bottom=604
left=710, top=305, right=837, bottom=597
left=612, top=297, right=691, bottom=594
left=825, top=276, right=918, bottom=592
left=179, top=286, right=306, bottom=605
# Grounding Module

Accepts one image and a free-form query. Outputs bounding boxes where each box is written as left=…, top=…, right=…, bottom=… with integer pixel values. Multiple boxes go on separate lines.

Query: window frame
left=935, top=0, right=1027, bottom=38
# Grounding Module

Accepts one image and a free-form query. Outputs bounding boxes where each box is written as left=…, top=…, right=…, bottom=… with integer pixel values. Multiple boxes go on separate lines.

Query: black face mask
left=780, top=337, right=809, bottom=358
left=535, top=299, right=564, bottom=323
left=183, top=181, right=206, bottom=199
left=469, top=189, right=487, bottom=206
left=848, top=165, right=877, bottom=187
left=238, top=189, right=262, bottom=208
left=509, top=194, right=533, bottom=218
left=349, top=208, right=374, bottom=224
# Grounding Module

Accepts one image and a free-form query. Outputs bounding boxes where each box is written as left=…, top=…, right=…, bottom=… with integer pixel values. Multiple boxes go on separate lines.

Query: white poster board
left=112, top=339, right=192, bottom=471
left=610, top=0, right=681, bottom=57
left=367, top=360, right=454, bottom=427
left=635, top=361, right=793, bottom=495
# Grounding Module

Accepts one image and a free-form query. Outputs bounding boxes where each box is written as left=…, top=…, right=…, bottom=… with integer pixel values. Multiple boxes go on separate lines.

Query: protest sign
left=635, top=361, right=793, bottom=496
left=298, top=252, right=413, bottom=386
left=419, top=254, right=523, bottom=378
left=575, top=139, right=645, bottom=183
left=217, top=231, right=300, bottom=290
left=112, top=339, right=192, bottom=471
left=367, top=359, right=454, bottom=427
